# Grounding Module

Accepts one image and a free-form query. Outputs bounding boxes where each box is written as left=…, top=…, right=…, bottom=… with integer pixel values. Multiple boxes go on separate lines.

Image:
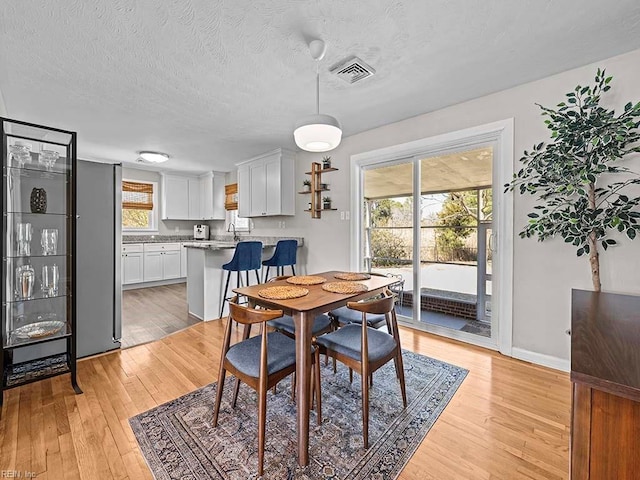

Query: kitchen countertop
left=122, top=234, right=194, bottom=244
left=123, top=234, right=304, bottom=248
left=183, top=236, right=304, bottom=250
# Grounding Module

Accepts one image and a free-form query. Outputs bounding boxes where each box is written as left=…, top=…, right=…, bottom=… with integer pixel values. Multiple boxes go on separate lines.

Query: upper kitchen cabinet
left=199, top=172, right=226, bottom=220
left=237, top=148, right=295, bottom=217
left=160, top=171, right=226, bottom=220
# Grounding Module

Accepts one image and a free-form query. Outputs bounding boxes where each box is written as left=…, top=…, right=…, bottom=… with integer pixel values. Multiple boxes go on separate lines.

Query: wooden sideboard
left=571, top=289, right=640, bottom=479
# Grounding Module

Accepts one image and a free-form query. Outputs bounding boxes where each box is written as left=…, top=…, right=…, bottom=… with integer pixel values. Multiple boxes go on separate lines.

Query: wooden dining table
left=233, top=271, right=397, bottom=467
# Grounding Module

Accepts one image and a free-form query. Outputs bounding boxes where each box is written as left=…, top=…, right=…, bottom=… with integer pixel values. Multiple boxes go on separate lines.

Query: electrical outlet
left=345, top=211, right=350, bottom=220
left=340, top=211, right=345, bottom=220
left=281, top=221, right=286, bottom=229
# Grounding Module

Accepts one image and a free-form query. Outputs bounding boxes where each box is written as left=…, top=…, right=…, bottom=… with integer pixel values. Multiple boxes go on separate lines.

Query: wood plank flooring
left=121, top=283, right=199, bottom=348
left=0, top=290, right=571, bottom=479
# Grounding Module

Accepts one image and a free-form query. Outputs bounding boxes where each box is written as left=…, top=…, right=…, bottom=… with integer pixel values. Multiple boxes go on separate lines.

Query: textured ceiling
left=1, top=1, right=640, bottom=173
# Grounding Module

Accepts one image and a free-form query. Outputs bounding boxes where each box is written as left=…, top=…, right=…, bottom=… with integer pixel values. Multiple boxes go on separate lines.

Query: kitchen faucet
left=228, top=223, right=240, bottom=242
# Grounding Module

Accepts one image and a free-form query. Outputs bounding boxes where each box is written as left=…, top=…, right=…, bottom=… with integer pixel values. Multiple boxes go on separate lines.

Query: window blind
left=122, top=181, right=154, bottom=210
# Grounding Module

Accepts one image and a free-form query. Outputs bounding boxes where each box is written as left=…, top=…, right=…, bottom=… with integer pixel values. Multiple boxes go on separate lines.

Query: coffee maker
left=194, top=224, right=210, bottom=240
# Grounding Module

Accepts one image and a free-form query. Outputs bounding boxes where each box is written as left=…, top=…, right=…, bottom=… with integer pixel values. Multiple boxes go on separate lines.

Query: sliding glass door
left=361, top=145, right=498, bottom=348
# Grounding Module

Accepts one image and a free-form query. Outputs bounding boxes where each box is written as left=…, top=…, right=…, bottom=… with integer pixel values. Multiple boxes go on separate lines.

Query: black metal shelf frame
left=1, top=116, right=82, bottom=411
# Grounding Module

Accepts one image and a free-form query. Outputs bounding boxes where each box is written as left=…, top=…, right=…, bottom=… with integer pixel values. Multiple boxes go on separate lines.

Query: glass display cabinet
left=1, top=117, right=81, bottom=410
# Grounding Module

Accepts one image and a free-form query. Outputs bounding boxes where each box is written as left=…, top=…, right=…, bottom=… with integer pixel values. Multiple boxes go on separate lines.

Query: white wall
left=0, top=85, right=7, bottom=116
left=122, top=166, right=204, bottom=236
left=247, top=47, right=640, bottom=364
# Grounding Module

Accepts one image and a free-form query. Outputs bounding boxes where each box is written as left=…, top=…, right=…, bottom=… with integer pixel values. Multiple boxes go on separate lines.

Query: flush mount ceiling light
left=294, top=39, right=342, bottom=153
left=138, top=151, right=169, bottom=163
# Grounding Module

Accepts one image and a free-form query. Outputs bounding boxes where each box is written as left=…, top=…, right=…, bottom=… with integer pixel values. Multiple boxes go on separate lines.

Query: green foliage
left=122, top=209, right=150, bottom=229
left=369, top=198, right=411, bottom=266
left=506, top=70, right=640, bottom=289
left=435, top=190, right=491, bottom=258
left=371, top=229, right=410, bottom=267
left=370, top=198, right=403, bottom=227
left=507, top=70, right=640, bottom=251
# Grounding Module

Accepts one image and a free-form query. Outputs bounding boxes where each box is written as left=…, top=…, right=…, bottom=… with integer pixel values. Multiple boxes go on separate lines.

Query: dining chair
left=262, top=239, right=297, bottom=282
left=213, top=298, right=321, bottom=476
left=219, top=241, right=263, bottom=318
left=265, top=276, right=333, bottom=339
left=314, top=290, right=407, bottom=449
left=328, top=273, right=405, bottom=329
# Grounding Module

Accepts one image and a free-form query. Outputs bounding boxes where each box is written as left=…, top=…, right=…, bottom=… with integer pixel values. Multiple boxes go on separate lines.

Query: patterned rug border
left=130, top=351, right=468, bottom=479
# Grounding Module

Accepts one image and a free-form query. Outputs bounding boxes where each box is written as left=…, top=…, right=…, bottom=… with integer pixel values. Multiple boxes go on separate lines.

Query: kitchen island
left=184, top=236, right=304, bottom=320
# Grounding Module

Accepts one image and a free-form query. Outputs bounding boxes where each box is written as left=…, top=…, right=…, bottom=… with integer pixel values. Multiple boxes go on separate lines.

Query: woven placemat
left=334, top=272, right=371, bottom=281
left=322, top=282, right=369, bottom=295
left=286, top=275, right=327, bottom=285
left=258, top=285, right=309, bottom=300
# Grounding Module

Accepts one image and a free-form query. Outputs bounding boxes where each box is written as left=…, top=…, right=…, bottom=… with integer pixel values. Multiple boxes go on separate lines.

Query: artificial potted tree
left=303, top=179, right=311, bottom=192
left=506, top=69, right=640, bottom=292
left=323, top=196, right=332, bottom=210
left=322, top=156, right=332, bottom=169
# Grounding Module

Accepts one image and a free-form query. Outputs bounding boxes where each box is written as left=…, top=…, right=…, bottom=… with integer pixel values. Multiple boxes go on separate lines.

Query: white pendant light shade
left=294, top=114, right=342, bottom=152
left=294, top=38, right=342, bottom=153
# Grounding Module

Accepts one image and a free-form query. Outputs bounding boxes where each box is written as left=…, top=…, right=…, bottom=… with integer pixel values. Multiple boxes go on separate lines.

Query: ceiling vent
left=330, top=56, right=376, bottom=84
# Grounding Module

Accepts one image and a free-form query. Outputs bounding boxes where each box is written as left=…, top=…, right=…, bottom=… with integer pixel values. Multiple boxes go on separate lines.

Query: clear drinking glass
left=16, top=223, right=33, bottom=256
left=41, top=228, right=58, bottom=256
left=41, top=264, right=60, bottom=297
left=15, top=264, right=35, bottom=300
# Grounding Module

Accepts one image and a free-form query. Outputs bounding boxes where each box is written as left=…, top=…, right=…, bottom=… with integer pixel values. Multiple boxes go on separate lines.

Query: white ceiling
left=1, top=1, right=640, bottom=173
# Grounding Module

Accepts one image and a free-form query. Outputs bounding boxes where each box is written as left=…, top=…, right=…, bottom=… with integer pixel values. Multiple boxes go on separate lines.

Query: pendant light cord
left=316, top=62, right=320, bottom=115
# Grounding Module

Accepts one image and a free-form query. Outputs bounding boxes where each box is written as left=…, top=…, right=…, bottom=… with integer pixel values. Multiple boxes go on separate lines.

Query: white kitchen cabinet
left=161, top=175, right=189, bottom=219
left=162, top=250, right=181, bottom=279
left=143, top=250, right=163, bottom=281
left=237, top=148, right=295, bottom=217
left=180, top=243, right=188, bottom=277
left=122, top=243, right=144, bottom=285
left=161, top=172, right=226, bottom=220
left=188, top=178, right=201, bottom=220
left=238, top=164, right=251, bottom=217
left=143, top=243, right=181, bottom=281
left=199, top=172, right=226, bottom=220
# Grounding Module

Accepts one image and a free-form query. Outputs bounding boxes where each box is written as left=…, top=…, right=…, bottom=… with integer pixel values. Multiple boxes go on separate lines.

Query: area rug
left=129, top=350, right=467, bottom=479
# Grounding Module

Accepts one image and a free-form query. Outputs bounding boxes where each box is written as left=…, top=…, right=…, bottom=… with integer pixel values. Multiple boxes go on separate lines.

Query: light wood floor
left=0, top=304, right=571, bottom=479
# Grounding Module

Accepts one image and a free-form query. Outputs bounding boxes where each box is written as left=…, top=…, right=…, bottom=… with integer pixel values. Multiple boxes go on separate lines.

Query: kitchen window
left=122, top=180, right=158, bottom=231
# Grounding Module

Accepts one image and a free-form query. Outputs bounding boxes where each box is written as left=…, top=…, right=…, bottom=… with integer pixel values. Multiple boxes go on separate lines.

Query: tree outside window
left=122, top=180, right=157, bottom=231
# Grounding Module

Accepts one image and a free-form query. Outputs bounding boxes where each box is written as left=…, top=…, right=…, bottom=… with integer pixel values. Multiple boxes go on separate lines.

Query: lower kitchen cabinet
left=162, top=249, right=181, bottom=279
left=122, top=242, right=185, bottom=286
left=143, top=243, right=181, bottom=282
left=122, top=243, right=144, bottom=285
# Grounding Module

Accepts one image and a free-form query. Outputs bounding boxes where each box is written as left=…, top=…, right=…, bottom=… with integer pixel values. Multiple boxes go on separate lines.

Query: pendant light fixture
left=294, top=39, right=342, bottom=152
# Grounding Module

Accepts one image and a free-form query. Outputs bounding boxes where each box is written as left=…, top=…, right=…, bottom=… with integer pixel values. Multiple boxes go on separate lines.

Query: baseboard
left=123, top=278, right=186, bottom=290
left=511, top=347, right=570, bottom=372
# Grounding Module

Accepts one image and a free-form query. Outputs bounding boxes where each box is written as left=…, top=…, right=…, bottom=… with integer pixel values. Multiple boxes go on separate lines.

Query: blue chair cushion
left=262, top=239, right=297, bottom=267
left=223, top=241, right=263, bottom=272
left=267, top=314, right=332, bottom=336
left=330, top=306, right=386, bottom=327
left=225, top=332, right=296, bottom=378
left=315, top=324, right=397, bottom=363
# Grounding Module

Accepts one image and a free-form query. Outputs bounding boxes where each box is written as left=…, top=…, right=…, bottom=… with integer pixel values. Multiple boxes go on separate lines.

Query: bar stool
left=219, top=241, right=263, bottom=318
left=262, top=239, right=297, bottom=282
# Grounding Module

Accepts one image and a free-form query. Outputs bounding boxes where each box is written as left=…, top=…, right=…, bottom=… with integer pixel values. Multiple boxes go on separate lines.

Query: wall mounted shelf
left=300, top=162, right=338, bottom=219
